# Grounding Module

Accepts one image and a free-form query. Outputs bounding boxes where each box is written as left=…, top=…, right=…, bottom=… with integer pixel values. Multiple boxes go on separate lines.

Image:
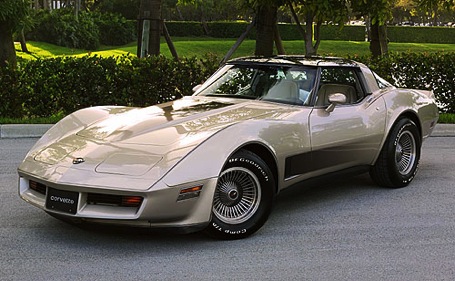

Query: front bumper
left=18, top=172, right=217, bottom=233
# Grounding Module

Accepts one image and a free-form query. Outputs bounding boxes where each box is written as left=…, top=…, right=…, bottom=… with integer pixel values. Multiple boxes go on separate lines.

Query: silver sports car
left=18, top=56, right=439, bottom=239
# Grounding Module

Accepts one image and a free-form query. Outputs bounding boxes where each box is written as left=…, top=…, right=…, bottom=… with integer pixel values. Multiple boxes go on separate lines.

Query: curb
left=1, top=123, right=454, bottom=139
left=0, top=124, right=53, bottom=139
left=429, top=124, right=455, bottom=137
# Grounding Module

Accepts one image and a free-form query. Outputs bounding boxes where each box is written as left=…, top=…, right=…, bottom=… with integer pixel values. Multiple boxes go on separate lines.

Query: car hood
left=20, top=97, right=294, bottom=191
left=76, top=97, right=240, bottom=144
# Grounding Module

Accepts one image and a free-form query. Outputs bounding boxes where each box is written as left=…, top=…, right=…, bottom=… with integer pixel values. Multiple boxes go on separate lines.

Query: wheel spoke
left=396, top=131, right=417, bottom=175
left=213, top=167, right=261, bottom=224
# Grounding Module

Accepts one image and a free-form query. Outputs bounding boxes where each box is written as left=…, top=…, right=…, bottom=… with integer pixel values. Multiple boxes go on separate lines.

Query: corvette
left=18, top=56, right=439, bottom=239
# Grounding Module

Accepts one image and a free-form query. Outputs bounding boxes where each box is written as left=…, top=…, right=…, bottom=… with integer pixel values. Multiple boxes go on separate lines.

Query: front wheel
left=370, top=118, right=421, bottom=188
left=205, top=150, right=275, bottom=239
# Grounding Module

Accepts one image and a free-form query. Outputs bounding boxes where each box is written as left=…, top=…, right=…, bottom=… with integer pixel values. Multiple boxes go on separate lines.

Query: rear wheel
left=370, top=118, right=421, bottom=188
left=205, top=150, right=275, bottom=239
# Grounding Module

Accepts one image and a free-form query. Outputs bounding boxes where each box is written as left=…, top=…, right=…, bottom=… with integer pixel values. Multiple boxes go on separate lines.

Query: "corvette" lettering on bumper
left=49, top=195, right=75, bottom=205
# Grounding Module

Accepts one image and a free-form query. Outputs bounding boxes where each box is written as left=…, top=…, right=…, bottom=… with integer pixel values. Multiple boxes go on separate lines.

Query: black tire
left=205, top=149, right=275, bottom=239
left=370, top=118, right=421, bottom=188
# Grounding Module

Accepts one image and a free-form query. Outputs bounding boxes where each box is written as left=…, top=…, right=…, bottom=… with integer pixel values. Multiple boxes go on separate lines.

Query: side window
left=316, top=67, right=366, bottom=106
left=263, top=67, right=317, bottom=105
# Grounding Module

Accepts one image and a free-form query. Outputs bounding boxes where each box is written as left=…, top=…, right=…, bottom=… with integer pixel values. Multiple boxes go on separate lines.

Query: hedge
left=165, top=21, right=455, bottom=44
left=387, top=26, right=455, bottom=44
left=165, top=21, right=366, bottom=41
left=0, top=55, right=219, bottom=118
left=27, top=9, right=136, bottom=50
left=1, top=52, right=454, bottom=120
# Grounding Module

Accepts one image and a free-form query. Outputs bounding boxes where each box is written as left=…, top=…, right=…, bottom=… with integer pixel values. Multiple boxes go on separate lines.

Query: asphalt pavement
left=1, top=123, right=454, bottom=138
left=2, top=132, right=455, bottom=280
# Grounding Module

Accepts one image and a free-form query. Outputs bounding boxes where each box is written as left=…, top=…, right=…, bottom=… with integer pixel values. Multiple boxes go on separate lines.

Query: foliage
left=414, top=0, right=455, bottom=24
left=164, top=21, right=455, bottom=43
left=93, top=0, right=140, bottom=20
left=2, top=51, right=455, bottom=120
left=0, top=0, right=30, bottom=26
left=27, top=9, right=135, bottom=50
left=92, top=12, right=136, bottom=46
left=351, top=0, right=394, bottom=25
left=0, top=55, right=220, bottom=118
left=0, top=63, right=23, bottom=117
left=438, top=113, right=455, bottom=124
left=388, top=26, right=455, bottom=43
left=27, top=9, right=100, bottom=50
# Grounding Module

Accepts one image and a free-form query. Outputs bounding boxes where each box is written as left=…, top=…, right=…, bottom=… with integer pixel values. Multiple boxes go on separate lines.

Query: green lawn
left=15, top=38, right=455, bottom=60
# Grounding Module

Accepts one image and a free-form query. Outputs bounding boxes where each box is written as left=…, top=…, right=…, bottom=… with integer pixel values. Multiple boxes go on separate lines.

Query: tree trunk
left=19, top=29, right=29, bottom=53
left=255, top=4, right=277, bottom=56
left=369, top=22, right=388, bottom=57
left=274, top=24, right=285, bottom=55
left=137, top=0, right=162, bottom=57
left=0, top=21, right=17, bottom=68
left=162, top=21, right=178, bottom=60
left=304, top=12, right=316, bottom=56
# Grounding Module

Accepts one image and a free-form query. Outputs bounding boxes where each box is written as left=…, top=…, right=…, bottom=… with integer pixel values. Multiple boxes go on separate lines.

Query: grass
left=438, top=113, right=455, bottom=124
left=0, top=116, right=63, bottom=124
left=15, top=38, right=455, bottom=60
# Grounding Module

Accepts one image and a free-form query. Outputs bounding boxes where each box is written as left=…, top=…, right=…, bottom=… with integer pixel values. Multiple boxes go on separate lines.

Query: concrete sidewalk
left=1, top=123, right=454, bottom=139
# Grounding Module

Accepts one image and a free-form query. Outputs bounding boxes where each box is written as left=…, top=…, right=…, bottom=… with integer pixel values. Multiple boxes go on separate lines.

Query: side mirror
left=326, top=93, right=347, bottom=113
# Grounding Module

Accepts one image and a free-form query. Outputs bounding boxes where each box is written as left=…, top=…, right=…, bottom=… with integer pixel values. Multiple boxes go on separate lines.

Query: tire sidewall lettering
left=228, top=157, right=269, bottom=182
left=211, top=222, right=247, bottom=235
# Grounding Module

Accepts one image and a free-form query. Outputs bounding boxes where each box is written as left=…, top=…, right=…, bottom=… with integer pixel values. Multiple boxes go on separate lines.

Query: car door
left=307, top=66, right=387, bottom=175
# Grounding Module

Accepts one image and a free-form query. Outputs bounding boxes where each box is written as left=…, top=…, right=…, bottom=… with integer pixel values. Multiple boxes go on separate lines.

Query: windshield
left=195, top=65, right=317, bottom=106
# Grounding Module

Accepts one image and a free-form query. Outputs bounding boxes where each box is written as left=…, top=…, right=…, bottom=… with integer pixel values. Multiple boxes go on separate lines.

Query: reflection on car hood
left=76, top=96, right=287, bottom=145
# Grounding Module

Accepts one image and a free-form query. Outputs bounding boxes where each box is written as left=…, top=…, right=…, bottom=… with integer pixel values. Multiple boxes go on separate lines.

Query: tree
left=415, top=0, right=454, bottom=25
left=288, top=0, right=349, bottom=56
left=352, top=0, right=393, bottom=57
left=392, top=0, right=416, bottom=24
left=0, top=0, right=30, bottom=68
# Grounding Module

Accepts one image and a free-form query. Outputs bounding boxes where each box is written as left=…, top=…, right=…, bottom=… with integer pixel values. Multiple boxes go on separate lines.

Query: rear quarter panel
left=380, top=88, right=438, bottom=142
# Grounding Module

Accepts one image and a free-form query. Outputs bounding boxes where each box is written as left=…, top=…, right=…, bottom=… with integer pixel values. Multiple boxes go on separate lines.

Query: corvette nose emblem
left=72, top=157, right=85, bottom=164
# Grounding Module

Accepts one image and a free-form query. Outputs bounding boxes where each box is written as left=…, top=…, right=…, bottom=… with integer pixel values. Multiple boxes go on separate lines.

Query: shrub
left=27, top=9, right=100, bottom=50
left=0, top=64, right=24, bottom=118
left=93, top=12, right=136, bottom=46
left=27, top=9, right=136, bottom=50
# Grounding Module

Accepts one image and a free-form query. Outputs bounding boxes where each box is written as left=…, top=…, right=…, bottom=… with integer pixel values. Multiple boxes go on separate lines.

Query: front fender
left=162, top=118, right=310, bottom=188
